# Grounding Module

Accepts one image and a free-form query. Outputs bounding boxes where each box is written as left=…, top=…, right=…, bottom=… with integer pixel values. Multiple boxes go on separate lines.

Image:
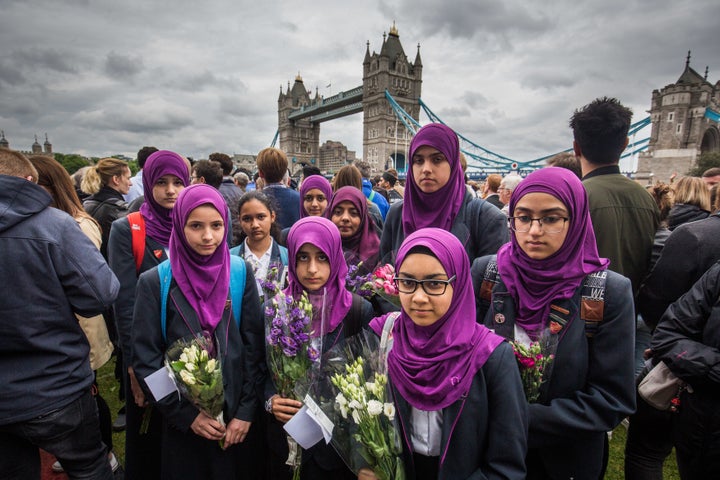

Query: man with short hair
left=0, top=147, right=120, bottom=479
left=482, top=173, right=504, bottom=209
left=191, top=159, right=224, bottom=188
left=256, top=147, right=300, bottom=229
left=379, top=169, right=404, bottom=205
left=209, top=152, right=243, bottom=216
left=701, top=167, right=720, bottom=188
left=125, top=146, right=158, bottom=203
left=571, top=96, right=660, bottom=295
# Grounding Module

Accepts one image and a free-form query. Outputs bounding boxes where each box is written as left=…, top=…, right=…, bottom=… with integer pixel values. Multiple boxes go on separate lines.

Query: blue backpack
left=157, top=256, right=246, bottom=342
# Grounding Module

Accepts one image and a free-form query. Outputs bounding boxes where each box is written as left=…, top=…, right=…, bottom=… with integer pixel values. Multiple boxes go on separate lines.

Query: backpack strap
left=158, top=260, right=172, bottom=342
left=580, top=270, right=607, bottom=338
left=127, top=212, right=146, bottom=274
left=368, top=189, right=376, bottom=202
left=158, top=258, right=245, bottom=342
left=278, top=245, right=289, bottom=266
left=228, top=256, right=246, bottom=327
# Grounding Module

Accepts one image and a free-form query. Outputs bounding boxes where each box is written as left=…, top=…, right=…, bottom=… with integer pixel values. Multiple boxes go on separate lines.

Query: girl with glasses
left=367, top=228, right=527, bottom=479
left=472, top=167, right=636, bottom=479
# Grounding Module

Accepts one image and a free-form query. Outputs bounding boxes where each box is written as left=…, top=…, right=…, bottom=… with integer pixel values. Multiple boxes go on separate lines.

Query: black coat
left=83, top=186, right=128, bottom=259
left=132, top=263, right=264, bottom=431
left=472, top=255, right=636, bottom=479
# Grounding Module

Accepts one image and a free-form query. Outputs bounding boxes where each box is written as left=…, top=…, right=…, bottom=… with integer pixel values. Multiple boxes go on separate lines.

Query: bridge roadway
left=287, top=86, right=363, bottom=123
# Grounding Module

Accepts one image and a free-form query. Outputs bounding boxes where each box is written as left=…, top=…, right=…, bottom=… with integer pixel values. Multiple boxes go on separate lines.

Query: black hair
left=236, top=190, right=281, bottom=243
left=569, top=97, right=632, bottom=166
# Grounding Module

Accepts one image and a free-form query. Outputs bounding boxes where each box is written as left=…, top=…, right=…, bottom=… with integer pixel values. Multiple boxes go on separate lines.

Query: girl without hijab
left=132, top=184, right=263, bottom=480
left=379, top=123, right=508, bottom=264
left=326, top=185, right=381, bottom=275
left=107, top=149, right=190, bottom=480
left=368, top=228, right=527, bottom=480
left=472, top=167, right=636, bottom=479
left=263, top=216, right=374, bottom=480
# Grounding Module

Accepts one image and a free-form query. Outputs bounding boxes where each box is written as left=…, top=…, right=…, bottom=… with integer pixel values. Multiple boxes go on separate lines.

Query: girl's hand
left=271, top=396, right=302, bottom=423
left=127, top=367, right=148, bottom=407
left=190, top=412, right=225, bottom=440
left=223, top=418, right=251, bottom=448
left=358, top=468, right=379, bottom=480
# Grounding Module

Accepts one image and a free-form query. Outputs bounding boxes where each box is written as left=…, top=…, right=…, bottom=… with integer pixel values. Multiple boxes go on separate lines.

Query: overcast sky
left=2, top=0, right=719, bottom=171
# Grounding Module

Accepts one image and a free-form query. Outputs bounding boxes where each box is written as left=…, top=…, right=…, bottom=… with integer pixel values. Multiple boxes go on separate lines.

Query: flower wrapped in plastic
left=265, top=289, right=324, bottom=479
left=165, top=333, right=225, bottom=443
left=259, top=261, right=287, bottom=303
left=305, top=330, right=405, bottom=480
left=510, top=331, right=557, bottom=403
left=346, top=263, right=400, bottom=308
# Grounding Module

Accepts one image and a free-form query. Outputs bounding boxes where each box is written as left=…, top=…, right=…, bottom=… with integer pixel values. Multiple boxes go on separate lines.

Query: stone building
left=277, top=23, right=422, bottom=177
left=362, top=23, right=422, bottom=175
left=0, top=132, right=54, bottom=157
left=636, top=53, right=720, bottom=183
left=318, top=140, right=358, bottom=174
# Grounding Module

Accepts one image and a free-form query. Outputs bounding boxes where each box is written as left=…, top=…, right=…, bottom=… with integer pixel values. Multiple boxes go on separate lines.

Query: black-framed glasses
left=509, top=215, right=569, bottom=234
left=393, top=275, right=456, bottom=296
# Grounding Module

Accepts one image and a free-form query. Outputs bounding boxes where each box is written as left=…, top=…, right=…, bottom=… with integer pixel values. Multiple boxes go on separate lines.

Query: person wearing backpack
left=263, top=216, right=374, bottom=480
left=107, top=150, right=189, bottom=479
left=472, top=167, right=636, bottom=479
left=132, top=184, right=263, bottom=479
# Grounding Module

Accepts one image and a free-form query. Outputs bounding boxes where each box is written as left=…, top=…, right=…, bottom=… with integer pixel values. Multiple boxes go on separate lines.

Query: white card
left=283, top=405, right=324, bottom=449
left=145, top=366, right=177, bottom=402
left=304, top=394, right=334, bottom=444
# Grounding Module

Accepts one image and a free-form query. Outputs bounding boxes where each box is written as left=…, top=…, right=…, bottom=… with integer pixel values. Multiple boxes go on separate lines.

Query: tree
left=687, top=151, right=720, bottom=177
left=54, top=153, right=91, bottom=174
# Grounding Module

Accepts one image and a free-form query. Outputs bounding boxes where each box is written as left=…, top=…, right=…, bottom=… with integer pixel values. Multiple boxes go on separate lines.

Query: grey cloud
left=105, top=51, right=144, bottom=78
left=0, top=63, right=26, bottom=86
left=10, top=48, right=78, bottom=74
left=165, top=71, right=244, bottom=92
left=75, top=105, right=193, bottom=134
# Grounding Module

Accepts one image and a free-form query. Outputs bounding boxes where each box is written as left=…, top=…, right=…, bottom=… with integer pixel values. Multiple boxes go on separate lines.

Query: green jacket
left=583, top=165, right=659, bottom=295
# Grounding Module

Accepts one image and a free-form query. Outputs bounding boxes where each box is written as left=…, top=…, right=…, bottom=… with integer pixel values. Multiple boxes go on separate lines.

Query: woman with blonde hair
left=82, top=157, right=133, bottom=258
left=667, top=176, right=710, bottom=230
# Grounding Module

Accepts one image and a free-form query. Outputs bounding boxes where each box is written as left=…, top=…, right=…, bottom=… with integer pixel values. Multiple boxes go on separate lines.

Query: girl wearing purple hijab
left=472, top=167, right=636, bottom=479
left=367, top=228, right=527, bottom=480
left=132, top=184, right=263, bottom=480
left=279, top=174, right=333, bottom=245
left=264, top=216, right=374, bottom=480
left=106, top=149, right=190, bottom=480
left=327, top=185, right=381, bottom=275
left=379, top=123, right=509, bottom=264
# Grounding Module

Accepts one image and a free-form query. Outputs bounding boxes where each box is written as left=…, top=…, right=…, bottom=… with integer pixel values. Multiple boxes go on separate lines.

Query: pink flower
left=518, top=356, right=536, bottom=369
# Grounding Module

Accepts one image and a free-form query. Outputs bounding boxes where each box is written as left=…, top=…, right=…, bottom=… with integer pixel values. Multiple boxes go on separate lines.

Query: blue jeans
left=0, top=389, right=112, bottom=480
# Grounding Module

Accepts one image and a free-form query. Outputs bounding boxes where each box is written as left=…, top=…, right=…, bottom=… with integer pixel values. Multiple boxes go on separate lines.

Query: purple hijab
left=169, top=184, right=230, bottom=333
left=325, top=186, right=380, bottom=268
left=497, top=167, right=609, bottom=338
left=140, top=150, right=190, bottom=246
left=299, top=175, right=333, bottom=218
left=370, top=228, right=504, bottom=410
left=285, top=216, right=353, bottom=333
left=402, top=123, right=466, bottom=235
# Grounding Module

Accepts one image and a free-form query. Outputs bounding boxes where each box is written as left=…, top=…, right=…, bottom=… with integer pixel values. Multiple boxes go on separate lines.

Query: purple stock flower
left=307, top=346, right=320, bottom=362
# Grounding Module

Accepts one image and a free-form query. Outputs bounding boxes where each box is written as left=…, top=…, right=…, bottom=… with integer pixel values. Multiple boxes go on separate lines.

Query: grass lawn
left=98, top=357, right=681, bottom=479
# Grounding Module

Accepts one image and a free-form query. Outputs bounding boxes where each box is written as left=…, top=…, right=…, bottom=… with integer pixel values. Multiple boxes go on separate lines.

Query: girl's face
left=295, top=243, right=330, bottom=292
left=411, top=145, right=452, bottom=194
left=330, top=200, right=361, bottom=238
left=512, top=192, right=570, bottom=260
left=303, top=188, right=328, bottom=217
left=397, top=253, right=454, bottom=327
left=239, top=199, right=275, bottom=243
left=184, top=205, right=225, bottom=256
left=153, top=174, right=185, bottom=209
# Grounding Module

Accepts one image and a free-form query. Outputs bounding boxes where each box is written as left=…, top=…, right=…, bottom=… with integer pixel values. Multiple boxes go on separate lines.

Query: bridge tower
left=278, top=74, right=321, bottom=171
left=637, top=52, right=720, bottom=183
left=362, top=23, right=422, bottom=174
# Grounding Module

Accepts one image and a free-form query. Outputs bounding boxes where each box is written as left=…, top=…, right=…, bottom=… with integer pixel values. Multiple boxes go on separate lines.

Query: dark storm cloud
left=105, top=51, right=144, bottom=78
left=10, top=48, right=78, bottom=74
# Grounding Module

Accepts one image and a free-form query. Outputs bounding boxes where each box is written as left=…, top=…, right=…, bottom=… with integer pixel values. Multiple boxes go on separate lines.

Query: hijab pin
left=494, top=313, right=505, bottom=324
left=450, top=376, right=460, bottom=386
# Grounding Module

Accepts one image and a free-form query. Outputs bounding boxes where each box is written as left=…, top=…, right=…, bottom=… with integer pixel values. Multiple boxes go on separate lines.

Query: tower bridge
left=275, top=26, right=718, bottom=181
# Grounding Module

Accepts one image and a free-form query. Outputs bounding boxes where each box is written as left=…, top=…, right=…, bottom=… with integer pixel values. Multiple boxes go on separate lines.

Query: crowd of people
left=1, top=95, right=718, bottom=480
